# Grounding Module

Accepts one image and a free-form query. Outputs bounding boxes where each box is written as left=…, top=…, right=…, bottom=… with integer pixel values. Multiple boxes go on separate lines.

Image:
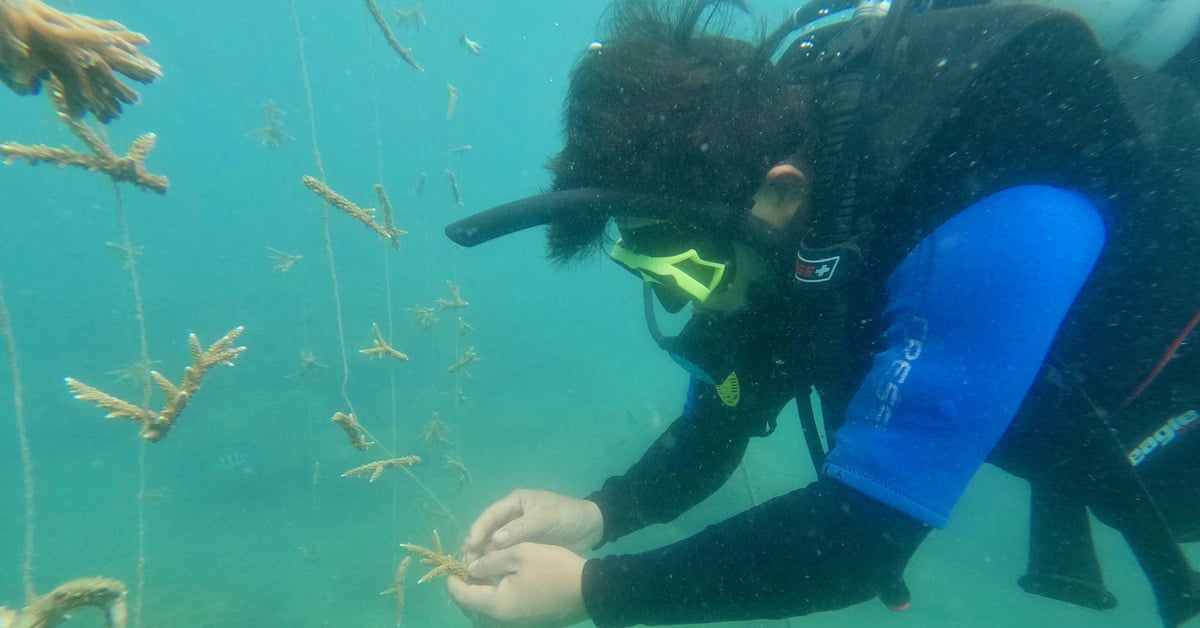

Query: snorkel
left=445, top=187, right=793, bottom=263
left=446, top=188, right=740, bottom=248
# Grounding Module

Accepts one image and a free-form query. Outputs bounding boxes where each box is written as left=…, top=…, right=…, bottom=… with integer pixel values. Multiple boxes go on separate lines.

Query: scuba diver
left=444, top=0, right=1200, bottom=626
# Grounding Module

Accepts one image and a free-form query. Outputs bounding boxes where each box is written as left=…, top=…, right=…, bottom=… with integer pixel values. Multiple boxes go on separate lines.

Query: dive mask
left=608, top=223, right=736, bottom=313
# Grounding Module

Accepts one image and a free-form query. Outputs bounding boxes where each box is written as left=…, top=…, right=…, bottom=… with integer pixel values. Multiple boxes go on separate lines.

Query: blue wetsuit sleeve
left=823, top=185, right=1106, bottom=527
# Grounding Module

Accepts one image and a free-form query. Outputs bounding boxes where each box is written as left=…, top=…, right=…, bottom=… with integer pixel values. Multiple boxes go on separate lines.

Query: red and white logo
left=794, top=253, right=841, bottom=283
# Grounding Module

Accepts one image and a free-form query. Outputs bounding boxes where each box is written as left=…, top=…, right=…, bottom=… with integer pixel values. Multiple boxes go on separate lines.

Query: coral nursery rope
left=0, top=279, right=36, bottom=605
left=107, top=177, right=153, bottom=628
left=290, top=0, right=356, bottom=418
left=360, top=7, right=403, bottom=561
left=291, top=0, right=458, bottom=535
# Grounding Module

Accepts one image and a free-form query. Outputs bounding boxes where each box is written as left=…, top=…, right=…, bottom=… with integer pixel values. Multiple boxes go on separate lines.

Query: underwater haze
left=0, top=1, right=1197, bottom=627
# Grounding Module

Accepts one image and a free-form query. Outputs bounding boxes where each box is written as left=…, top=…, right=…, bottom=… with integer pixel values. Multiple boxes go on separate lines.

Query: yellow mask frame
left=608, top=239, right=728, bottom=306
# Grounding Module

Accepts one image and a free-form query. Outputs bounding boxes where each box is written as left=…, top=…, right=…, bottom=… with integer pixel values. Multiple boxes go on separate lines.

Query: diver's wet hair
left=546, top=0, right=808, bottom=262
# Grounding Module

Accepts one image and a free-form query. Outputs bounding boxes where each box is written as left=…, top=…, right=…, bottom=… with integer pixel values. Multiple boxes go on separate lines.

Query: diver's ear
left=750, top=162, right=809, bottom=228
left=765, top=162, right=806, bottom=188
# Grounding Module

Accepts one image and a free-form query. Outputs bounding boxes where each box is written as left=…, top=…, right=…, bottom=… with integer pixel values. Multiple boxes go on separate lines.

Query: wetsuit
left=583, top=185, right=1104, bottom=626
left=581, top=4, right=1200, bottom=627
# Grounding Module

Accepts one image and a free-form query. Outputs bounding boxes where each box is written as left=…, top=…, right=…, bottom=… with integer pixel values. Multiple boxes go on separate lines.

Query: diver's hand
left=447, top=542, right=588, bottom=628
left=463, top=489, right=603, bottom=562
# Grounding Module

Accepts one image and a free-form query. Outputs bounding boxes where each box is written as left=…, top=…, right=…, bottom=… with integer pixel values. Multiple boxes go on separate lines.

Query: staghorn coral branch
left=59, top=110, right=115, bottom=159
left=445, top=454, right=472, bottom=485
left=65, top=326, right=245, bottom=441
left=359, top=322, right=408, bottom=361
left=341, top=455, right=421, bottom=482
left=0, top=0, right=162, bottom=121
left=180, top=326, right=246, bottom=392
left=435, top=281, right=469, bottom=310
left=0, top=576, right=129, bottom=628
left=149, top=370, right=178, bottom=399
left=379, top=556, right=412, bottom=626
left=373, top=183, right=407, bottom=248
left=394, top=4, right=426, bottom=30
left=407, top=305, right=437, bottom=329
left=444, top=169, right=464, bottom=207
left=459, top=33, right=482, bottom=55
left=64, top=377, right=157, bottom=424
left=266, top=247, right=301, bottom=272
left=301, top=176, right=398, bottom=245
left=447, top=347, right=479, bottom=375
left=400, top=530, right=469, bottom=584
left=332, top=411, right=373, bottom=451
left=364, top=0, right=423, bottom=72
left=0, top=86, right=168, bottom=194
left=248, top=100, right=291, bottom=148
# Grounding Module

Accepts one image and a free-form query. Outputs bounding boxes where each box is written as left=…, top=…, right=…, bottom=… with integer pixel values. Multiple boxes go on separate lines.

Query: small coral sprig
left=341, top=455, right=421, bottom=482
left=435, top=282, right=469, bottom=310
left=380, top=556, right=412, bottom=626
left=359, top=322, right=408, bottom=361
left=400, top=530, right=468, bottom=583
left=332, top=411, right=374, bottom=451
left=447, top=347, right=479, bottom=375
left=374, top=183, right=407, bottom=249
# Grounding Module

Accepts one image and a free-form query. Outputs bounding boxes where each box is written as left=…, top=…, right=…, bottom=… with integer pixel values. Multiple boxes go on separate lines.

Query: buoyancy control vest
left=777, top=3, right=1200, bottom=625
left=779, top=0, right=1200, bottom=499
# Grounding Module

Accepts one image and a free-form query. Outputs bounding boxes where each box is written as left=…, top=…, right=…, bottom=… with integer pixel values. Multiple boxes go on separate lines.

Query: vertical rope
left=135, top=442, right=147, bottom=628
left=292, top=0, right=459, bottom=538
left=361, top=2, right=402, bottom=564
left=289, top=0, right=356, bottom=418
left=0, top=279, right=36, bottom=604
left=108, top=181, right=152, bottom=628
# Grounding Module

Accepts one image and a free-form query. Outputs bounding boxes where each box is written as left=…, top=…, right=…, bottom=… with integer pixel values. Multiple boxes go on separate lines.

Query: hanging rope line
left=290, top=0, right=459, bottom=537
left=289, top=0, right=358, bottom=422
left=104, top=133, right=154, bottom=628
left=0, top=279, right=36, bottom=605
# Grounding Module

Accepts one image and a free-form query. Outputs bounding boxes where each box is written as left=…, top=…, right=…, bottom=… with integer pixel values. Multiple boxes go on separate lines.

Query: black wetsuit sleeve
left=582, top=478, right=930, bottom=627
left=586, top=379, right=792, bottom=544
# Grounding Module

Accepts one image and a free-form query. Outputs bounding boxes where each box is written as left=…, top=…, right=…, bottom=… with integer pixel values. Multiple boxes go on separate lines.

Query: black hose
left=444, top=188, right=739, bottom=247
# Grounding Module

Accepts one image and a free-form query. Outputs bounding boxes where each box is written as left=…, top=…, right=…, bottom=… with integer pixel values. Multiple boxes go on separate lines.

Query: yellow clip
left=716, top=371, right=740, bottom=407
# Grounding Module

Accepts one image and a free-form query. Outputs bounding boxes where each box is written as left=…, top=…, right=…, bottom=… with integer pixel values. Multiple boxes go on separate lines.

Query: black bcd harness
left=772, top=2, right=1200, bottom=625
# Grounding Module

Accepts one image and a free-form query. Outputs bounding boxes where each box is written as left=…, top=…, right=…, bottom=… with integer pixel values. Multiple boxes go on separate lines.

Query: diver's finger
left=468, top=546, right=522, bottom=580
left=464, top=491, right=526, bottom=555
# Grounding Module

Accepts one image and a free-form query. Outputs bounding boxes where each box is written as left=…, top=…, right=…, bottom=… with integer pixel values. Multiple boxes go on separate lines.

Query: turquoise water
left=0, top=1, right=1195, bottom=627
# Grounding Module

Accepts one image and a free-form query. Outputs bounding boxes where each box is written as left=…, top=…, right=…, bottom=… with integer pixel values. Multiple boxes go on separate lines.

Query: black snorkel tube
left=445, top=187, right=792, bottom=258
